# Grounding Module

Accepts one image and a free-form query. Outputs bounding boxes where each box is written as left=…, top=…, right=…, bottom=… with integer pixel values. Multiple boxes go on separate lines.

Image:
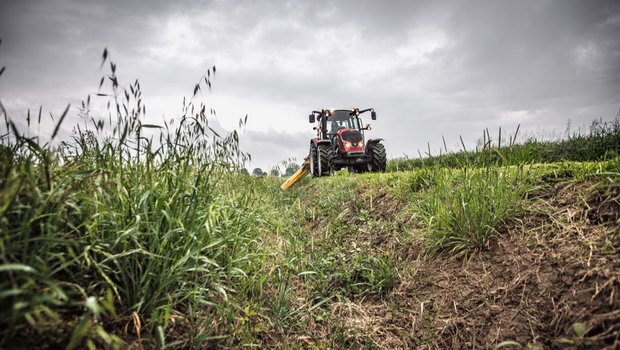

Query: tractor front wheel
left=317, top=144, right=334, bottom=176
left=310, top=144, right=319, bottom=177
left=367, top=142, right=386, bottom=172
left=310, top=143, right=334, bottom=177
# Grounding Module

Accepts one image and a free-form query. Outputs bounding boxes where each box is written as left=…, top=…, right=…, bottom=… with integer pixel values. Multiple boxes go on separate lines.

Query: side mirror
left=309, top=114, right=315, bottom=123
left=364, top=124, right=372, bottom=130
left=371, top=111, right=377, bottom=120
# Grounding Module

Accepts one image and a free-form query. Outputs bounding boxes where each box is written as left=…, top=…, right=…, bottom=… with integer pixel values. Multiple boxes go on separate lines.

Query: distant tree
left=270, top=168, right=280, bottom=177
left=252, top=168, right=265, bottom=176
left=240, top=168, right=249, bottom=176
left=284, top=163, right=300, bottom=176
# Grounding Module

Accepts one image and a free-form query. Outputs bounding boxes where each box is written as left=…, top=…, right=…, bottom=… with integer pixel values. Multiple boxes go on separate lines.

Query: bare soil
left=296, top=179, right=619, bottom=349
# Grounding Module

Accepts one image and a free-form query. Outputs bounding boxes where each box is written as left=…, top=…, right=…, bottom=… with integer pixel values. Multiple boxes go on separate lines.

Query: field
left=1, top=57, right=619, bottom=349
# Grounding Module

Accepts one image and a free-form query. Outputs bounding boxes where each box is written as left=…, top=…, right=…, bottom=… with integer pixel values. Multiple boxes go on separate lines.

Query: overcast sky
left=1, top=0, right=619, bottom=171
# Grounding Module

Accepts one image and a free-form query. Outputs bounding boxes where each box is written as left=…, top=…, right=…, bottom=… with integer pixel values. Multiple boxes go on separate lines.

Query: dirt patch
left=313, top=180, right=619, bottom=349
left=587, top=181, right=620, bottom=225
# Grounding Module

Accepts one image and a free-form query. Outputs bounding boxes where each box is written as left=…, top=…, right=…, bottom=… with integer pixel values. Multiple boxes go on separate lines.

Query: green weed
left=414, top=166, right=529, bottom=253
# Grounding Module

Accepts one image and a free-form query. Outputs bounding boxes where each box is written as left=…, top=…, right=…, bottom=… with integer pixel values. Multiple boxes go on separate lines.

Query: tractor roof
left=311, top=108, right=374, bottom=121
left=327, top=110, right=353, bottom=120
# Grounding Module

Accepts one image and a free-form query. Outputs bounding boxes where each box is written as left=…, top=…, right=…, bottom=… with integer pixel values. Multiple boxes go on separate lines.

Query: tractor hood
left=338, top=129, right=363, bottom=144
left=337, top=128, right=364, bottom=154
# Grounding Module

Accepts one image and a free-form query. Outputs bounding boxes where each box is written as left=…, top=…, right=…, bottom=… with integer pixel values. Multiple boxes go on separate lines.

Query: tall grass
left=0, top=50, right=264, bottom=348
left=388, top=119, right=620, bottom=171
left=387, top=120, right=620, bottom=253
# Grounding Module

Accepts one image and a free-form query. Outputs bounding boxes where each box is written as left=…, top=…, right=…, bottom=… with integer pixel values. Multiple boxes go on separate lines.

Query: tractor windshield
left=327, top=110, right=361, bottom=135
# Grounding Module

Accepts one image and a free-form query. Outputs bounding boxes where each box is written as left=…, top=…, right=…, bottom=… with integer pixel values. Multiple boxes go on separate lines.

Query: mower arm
left=280, top=156, right=311, bottom=190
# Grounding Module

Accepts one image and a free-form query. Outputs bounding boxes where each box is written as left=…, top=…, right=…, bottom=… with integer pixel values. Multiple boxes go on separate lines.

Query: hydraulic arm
left=280, top=157, right=310, bottom=190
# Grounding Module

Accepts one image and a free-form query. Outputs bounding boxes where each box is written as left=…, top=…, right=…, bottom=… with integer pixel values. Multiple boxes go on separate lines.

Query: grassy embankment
left=1, top=51, right=618, bottom=349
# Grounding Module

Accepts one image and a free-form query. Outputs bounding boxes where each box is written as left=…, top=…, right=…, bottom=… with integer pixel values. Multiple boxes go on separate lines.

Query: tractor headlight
left=343, top=140, right=352, bottom=150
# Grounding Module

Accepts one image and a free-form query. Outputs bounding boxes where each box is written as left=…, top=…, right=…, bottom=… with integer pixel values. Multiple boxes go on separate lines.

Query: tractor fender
left=366, top=138, right=384, bottom=146
left=311, top=139, right=332, bottom=147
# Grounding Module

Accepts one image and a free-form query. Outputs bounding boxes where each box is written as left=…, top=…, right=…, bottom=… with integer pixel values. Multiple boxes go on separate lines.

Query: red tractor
left=308, top=108, right=386, bottom=176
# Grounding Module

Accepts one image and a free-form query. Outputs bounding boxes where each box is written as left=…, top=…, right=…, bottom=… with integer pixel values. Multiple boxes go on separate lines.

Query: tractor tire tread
left=369, top=143, right=386, bottom=172
left=317, top=144, right=334, bottom=176
left=310, top=144, right=319, bottom=177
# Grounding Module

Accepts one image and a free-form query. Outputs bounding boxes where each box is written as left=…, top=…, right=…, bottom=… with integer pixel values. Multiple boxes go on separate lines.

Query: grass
left=1, top=49, right=619, bottom=348
left=388, top=120, right=620, bottom=171
left=1, top=51, right=267, bottom=348
left=412, top=166, right=529, bottom=253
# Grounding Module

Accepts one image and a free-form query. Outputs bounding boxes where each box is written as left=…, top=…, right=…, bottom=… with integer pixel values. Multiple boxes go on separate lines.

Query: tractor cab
left=325, top=110, right=366, bottom=156
left=311, top=109, right=373, bottom=138
left=326, top=111, right=361, bottom=135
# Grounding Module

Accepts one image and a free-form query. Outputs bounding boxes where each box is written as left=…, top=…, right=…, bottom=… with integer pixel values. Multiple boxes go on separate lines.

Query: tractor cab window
left=327, top=111, right=361, bottom=136
left=348, top=117, right=361, bottom=130
left=328, top=120, right=345, bottom=135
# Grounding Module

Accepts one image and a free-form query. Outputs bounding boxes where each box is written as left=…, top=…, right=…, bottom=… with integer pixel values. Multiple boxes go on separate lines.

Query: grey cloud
left=240, top=128, right=308, bottom=170
left=1, top=0, right=619, bottom=170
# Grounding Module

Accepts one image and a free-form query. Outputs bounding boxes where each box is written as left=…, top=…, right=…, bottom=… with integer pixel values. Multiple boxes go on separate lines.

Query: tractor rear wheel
left=368, top=143, right=386, bottom=172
